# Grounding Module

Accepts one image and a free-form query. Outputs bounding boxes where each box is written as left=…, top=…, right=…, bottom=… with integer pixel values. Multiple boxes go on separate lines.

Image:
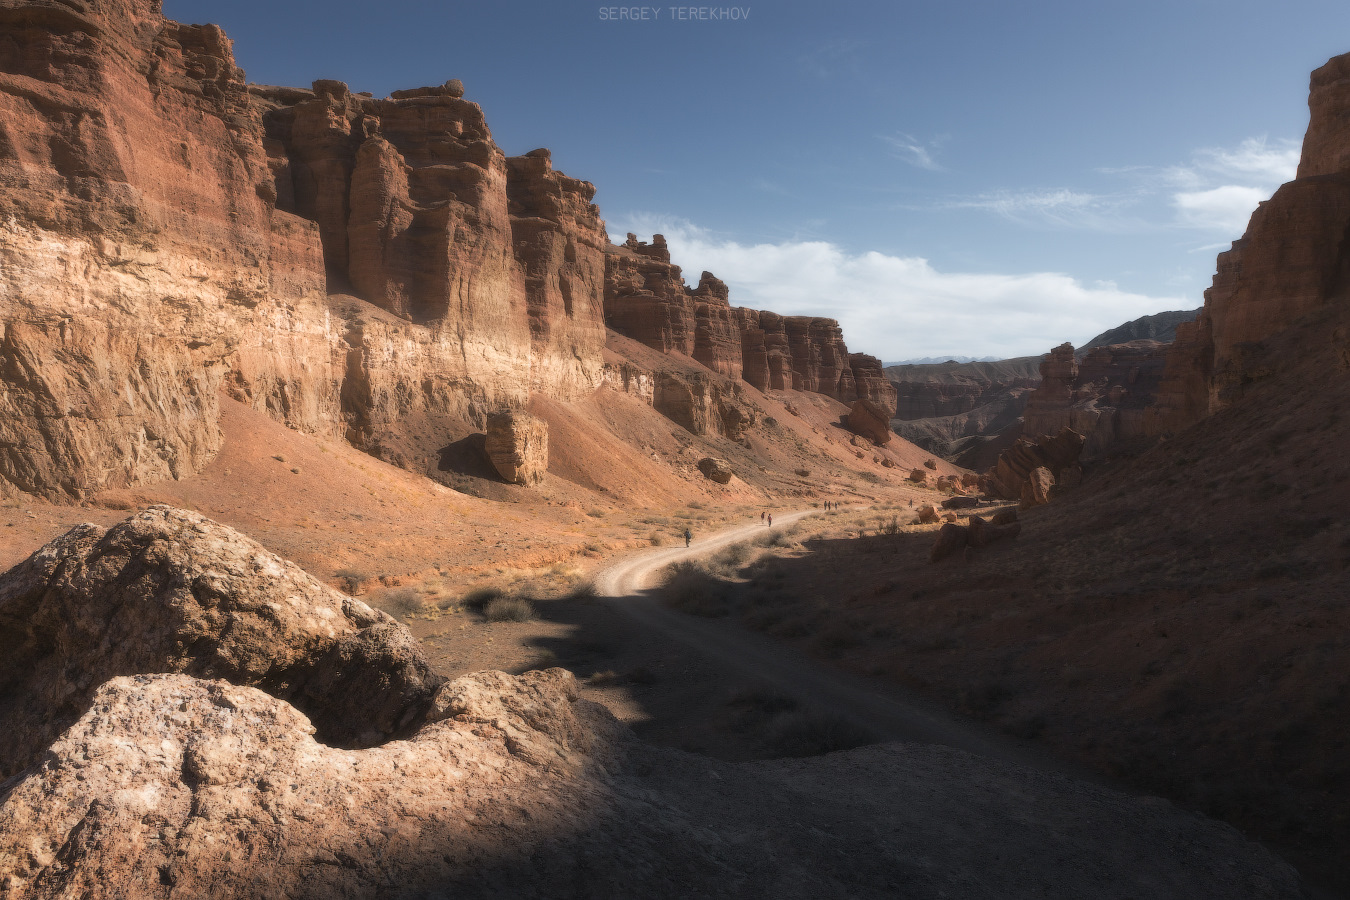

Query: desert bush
left=881, top=516, right=901, bottom=535
left=483, top=596, right=535, bottom=622
left=794, top=468, right=811, bottom=477
left=566, top=580, right=599, bottom=601
left=586, top=508, right=607, bottom=518
left=379, top=587, right=424, bottom=616
left=662, top=561, right=736, bottom=617
left=713, top=540, right=755, bottom=570
left=463, top=586, right=506, bottom=611
left=649, top=531, right=665, bottom=546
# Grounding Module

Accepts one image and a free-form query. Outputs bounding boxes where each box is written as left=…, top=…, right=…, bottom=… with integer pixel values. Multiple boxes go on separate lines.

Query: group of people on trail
left=758, top=511, right=773, bottom=527
left=823, top=500, right=839, bottom=512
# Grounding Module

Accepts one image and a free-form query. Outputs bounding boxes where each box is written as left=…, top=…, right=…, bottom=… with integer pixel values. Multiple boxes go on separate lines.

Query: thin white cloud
left=1172, top=184, right=1269, bottom=233
left=800, top=38, right=867, bottom=79
left=939, top=188, right=1132, bottom=229
left=609, top=214, right=1189, bottom=360
left=951, top=136, right=1301, bottom=237
left=882, top=133, right=945, bottom=172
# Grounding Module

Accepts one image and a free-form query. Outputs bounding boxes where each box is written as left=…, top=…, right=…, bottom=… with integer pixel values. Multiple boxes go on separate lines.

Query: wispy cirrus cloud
left=608, top=214, right=1188, bottom=360
left=881, top=133, right=947, bottom=171
left=1163, top=137, right=1300, bottom=233
left=937, top=188, right=1135, bottom=230
left=799, top=38, right=867, bottom=79
left=944, top=136, right=1301, bottom=238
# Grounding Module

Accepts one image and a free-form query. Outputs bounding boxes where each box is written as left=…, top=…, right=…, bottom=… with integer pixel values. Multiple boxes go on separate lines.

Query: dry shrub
left=378, top=587, right=424, bottom=617
left=713, top=540, right=755, bottom=570
left=566, top=580, right=599, bottom=601
left=662, top=561, right=736, bottom=617
left=463, top=586, right=506, bottom=611
left=484, top=596, right=535, bottom=623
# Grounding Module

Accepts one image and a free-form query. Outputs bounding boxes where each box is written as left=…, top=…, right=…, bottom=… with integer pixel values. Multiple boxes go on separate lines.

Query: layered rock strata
left=604, top=234, right=897, bottom=414
left=1146, top=51, right=1350, bottom=433
left=987, top=427, right=1085, bottom=503
left=484, top=411, right=548, bottom=485
left=1021, top=341, right=1169, bottom=458
left=0, top=0, right=605, bottom=500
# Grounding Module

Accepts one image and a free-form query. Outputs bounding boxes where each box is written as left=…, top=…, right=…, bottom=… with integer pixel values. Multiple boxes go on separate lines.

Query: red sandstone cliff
left=1146, top=51, right=1350, bottom=435
left=0, top=0, right=616, bottom=499
left=604, top=234, right=897, bottom=416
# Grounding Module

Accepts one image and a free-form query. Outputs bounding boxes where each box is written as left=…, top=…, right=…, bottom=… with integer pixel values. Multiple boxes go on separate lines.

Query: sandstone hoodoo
left=846, top=398, right=894, bottom=445
left=484, top=411, right=548, bottom=485
left=697, top=456, right=734, bottom=484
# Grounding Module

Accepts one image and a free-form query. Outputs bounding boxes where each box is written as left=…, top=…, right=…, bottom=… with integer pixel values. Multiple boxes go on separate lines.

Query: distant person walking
left=760, top=511, right=765, bottom=522
left=767, top=514, right=773, bottom=527
left=684, top=527, right=692, bottom=548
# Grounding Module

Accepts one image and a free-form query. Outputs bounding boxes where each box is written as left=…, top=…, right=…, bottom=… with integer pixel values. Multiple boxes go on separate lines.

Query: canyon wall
left=604, top=234, right=898, bottom=415
left=1146, top=51, right=1350, bottom=434
left=0, top=0, right=602, bottom=499
left=0, top=0, right=898, bottom=501
left=1020, top=341, right=1169, bottom=458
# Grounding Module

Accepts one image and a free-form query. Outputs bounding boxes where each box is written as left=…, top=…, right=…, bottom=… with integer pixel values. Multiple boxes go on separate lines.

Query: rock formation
left=603, top=235, right=897, bottom=415
left=0, top=0, right=896, bottom=502
left=885, top=356, right=1040, bottom=469
left=1021, top=341, right=1170, bottom=457
left=1081, top=309, right=1201, bottom=349
left=1144, top=51, right=1350, bottom=435
left=696, top=456, right=734, bottom=484
left=653, top=371, right=757, bottom=440
left=484, top=411, right=548, bottom=485
left=0, top=506, right=443, bottom=778
left=846, top=398, right=894, bottom=445
left=987, top=427, right=1085, bottom=503
left=1020, top=466, right=1056, bottom=509
left=0, top=0, right=599, bottom=501
left=0, top=672, right=1301, bottom=900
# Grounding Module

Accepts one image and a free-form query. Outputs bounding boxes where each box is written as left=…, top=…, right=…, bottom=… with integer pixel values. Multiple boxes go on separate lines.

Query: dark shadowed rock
left=929, top=523, right=968, bottom=562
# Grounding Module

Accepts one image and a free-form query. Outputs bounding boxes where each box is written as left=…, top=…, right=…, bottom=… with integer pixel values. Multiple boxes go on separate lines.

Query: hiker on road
left=684, top=527, right=692, bottom=547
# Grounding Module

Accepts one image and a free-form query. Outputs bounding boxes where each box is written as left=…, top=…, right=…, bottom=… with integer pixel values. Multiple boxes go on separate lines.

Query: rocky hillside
left=0, top=0, right=893, bottom=504
left=0, top=507, right=1303, bottom=898
left=883, top=357, right=1042, bottom=469
left=1080, top=308, right=1200, bottom=350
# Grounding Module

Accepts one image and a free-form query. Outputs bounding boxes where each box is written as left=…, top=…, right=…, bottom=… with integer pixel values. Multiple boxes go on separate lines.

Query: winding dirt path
left=594, top=509, right=1110, bottom=781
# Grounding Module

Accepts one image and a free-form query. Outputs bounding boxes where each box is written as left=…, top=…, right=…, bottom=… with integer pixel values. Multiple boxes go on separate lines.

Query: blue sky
left=166, top=0, right=1350, bottom=359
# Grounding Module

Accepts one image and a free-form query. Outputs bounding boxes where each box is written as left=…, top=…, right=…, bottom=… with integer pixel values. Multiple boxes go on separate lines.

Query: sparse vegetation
left=379, top=587, right=424, bottom=616
left=463, top=586, right=506, bottom=611
left=483, top=596, right=535, bottom=622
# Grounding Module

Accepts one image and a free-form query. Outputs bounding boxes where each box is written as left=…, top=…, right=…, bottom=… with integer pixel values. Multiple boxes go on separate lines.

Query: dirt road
left=594, top=509, right=1110, bottom=781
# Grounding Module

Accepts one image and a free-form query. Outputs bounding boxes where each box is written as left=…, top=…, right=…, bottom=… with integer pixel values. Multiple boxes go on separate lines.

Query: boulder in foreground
left=0, top=511, right=1304, bottom=898
left=0, top=506, right=443, bottom=778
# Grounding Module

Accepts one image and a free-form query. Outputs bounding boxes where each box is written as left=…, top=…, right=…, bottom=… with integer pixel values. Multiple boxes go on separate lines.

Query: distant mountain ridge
left=884, top=355, right=1001, bottom=366
left=1081, top=308, right=1201, bottom=350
